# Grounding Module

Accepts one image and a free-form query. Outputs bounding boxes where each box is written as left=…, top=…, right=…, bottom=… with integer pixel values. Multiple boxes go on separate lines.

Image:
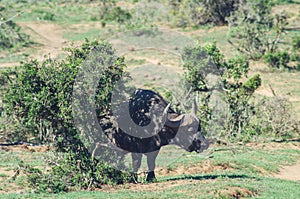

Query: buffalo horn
left=163, top=103, right=181, bottom=128
left=162, top=103, right=171, bottom=123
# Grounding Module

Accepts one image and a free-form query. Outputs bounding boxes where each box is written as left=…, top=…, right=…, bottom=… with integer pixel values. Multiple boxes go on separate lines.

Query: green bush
left=2, top=40, right=133, bottom=192
left=21, top=151, right=133, bottom=193
left=169, top=0, right=239, bottom=27
left=227, top=0, right=288, bottom=60
left=123, top=0, right=163, bottom=35
left=292, top=35, right=300, bottom=52
left=33, top=9, right=56, bottom=21
left=250, top=96, right=300, bottom=139
left=0, top=7, right=31, bottom=50
left=264, top=51, right=290, bottom=69
left=182, top=43, right=261, bottom=141
left=98, top=1, right=132, bottom=26
left=291, top=36, right=300, bottom=69
left=181, top=42, right=299, bottom=141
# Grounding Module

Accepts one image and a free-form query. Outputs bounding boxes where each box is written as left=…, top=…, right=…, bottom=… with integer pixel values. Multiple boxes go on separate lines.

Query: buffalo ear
left=191, top=98, right=197, bottom=115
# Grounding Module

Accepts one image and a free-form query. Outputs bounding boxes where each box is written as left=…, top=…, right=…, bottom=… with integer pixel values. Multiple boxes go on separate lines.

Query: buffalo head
left=163, top=99, right=210, bottom=153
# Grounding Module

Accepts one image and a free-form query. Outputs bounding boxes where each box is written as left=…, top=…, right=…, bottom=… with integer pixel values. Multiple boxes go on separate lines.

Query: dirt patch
left=0, top=144, right=51, bottom=153
left=0, top=167, right=15, bottom=178
left=245, top=141, right=300, bottom=151
left=100, top=178, right=215, bottom=193
left=18, top=21, right=69, bottom=60
left=0, top=165, right=29, bottom=194
left=158, top=161, right=232, bottom=177
left=274, top=161, right=300, bottom=181
left=216, top=186, right=258, bottom=199
left=245, top=141, right=300, bottom=181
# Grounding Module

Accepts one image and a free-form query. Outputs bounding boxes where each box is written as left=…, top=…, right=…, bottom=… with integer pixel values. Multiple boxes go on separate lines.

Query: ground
left=0, top=1, right=300, bottom=198
left=0, top=141, right=300, bottom=198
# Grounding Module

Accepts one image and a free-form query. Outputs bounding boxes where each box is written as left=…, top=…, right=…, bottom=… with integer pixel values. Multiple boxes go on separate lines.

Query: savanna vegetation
left=0, top=0, right=299, bottom=198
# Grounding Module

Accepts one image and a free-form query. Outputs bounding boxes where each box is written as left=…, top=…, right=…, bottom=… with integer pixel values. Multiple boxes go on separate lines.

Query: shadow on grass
left=162, top=173, right=257, bottom=182
left=272, top=138, right=300, bottom=143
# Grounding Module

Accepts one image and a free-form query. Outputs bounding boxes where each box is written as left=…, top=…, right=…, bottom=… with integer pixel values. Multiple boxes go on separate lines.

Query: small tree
left=98, top=0, right=132, bottom=27
left=0, top=7, right=31, bottom=49
left=227, top=0, right=288, bottom=60
left=251, top=96, right=300, bottom=139
left=182, top=43, right=261, bottom=140
left=169, top=0, right=239, bottom=27
left=2, top=40, right=132, bottom=192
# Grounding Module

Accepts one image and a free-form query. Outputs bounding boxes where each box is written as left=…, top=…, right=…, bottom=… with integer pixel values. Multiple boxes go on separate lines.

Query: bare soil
left=274, top=161, right=300, bottom=181
left=100, top=179, right=210, bottom=193
left=19, top=21, right=68, bottom=59
left=245, top=141, right=300, bottom=181
left=215, top=186, right=258, bottom=199
left=157, top=161, right=233, bottom=177
left=0, top=144, right=51, bottom=153
left=0, top=141, right=300, bottom=195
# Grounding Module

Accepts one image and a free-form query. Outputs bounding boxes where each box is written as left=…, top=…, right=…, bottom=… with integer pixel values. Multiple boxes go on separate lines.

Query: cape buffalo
left=108, top=89, right=210, bottom=182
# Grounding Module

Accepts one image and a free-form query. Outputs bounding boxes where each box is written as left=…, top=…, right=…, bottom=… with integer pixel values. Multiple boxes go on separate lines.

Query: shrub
left=33, top=9, right=56, bottom=21
left=98, top=0, right=132, bottom=26
left=181, top=43, right=299, bottom=141
left=2, top=40, right=133, bottom=192
left=251, top=96, right=300, bottom=139
left=227, top=0, right=288, bottom=60
left=264, top=51, right=290, bottom=69
left=20, top=150, right=133, bottom=193
left=0, top=7, right=31, bottom=50
left=182, top=43, right=261, bottom=141
left=292, top=35, right=300, bottom=52
left=169, top=0, right=239, bottom=27
left=291, top=36, right=300, bottom=69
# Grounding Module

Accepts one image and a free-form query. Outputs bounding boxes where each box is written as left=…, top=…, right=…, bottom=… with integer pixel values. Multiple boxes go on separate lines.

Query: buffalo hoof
left=146, top=171, right=157, bottom=182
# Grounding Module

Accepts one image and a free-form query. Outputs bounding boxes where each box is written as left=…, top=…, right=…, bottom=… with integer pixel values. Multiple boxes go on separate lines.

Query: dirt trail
left=19, top=21, right=68, bottom=59
left=246, top=141, right=300, bottom=181
left=274, top=161, right=300, bottom=181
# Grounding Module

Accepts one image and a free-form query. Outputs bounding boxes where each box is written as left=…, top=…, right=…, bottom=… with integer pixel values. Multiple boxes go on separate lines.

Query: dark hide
left=110, top=89, right=209, bottom=182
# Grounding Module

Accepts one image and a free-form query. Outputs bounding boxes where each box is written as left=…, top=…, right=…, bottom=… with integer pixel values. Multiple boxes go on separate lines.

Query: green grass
left=0, top=173, right=8, bottom=177
left=0, top=0, right=300, bottom=198
left=0, top=143, right=299, bottom=198
left=1, top=174, right=299, bottom=198
left=0, top=53, right=29, bottom=64
left=272, top=0, right=300, bottom=5
left=258, top=70, right=300, bottom=118
left=0, top=151, right=47, bottom=168
left=64, top=28, right=108, bottom=42
left=5, top=1, right=100, bottom=25
left=167, top=144, right=300, bottom=175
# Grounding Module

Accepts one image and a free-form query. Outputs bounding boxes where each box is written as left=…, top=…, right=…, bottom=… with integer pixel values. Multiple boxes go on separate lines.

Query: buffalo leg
left=131, top=153, right=142, bottom=183
left=145, top=150, right=159, bottom=182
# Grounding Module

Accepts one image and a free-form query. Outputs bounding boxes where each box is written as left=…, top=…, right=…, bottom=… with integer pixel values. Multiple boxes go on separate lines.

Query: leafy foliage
left=264, top=51, right=290, bottom=69
left=182, top=43, right=262, bottom=140
left=291, top=36, right=300, bottom=69
left=292, top=35, right=300, bottom=51
left=124, top=0, right=162, bottom=36
left=263, top=35, right=300, bottom=70
left=251, top=96, right=300, bottom=138
left=227, top=0, right=288, bottom=60
left=0, top=7, right=31, bottom=50
left=169, top=0, right=239, bottom=27
left=2, top=40, right=133, bottom=192
left=21, top=151, right=132, bottom=193
left=98, top=0, right=132, bottom=27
